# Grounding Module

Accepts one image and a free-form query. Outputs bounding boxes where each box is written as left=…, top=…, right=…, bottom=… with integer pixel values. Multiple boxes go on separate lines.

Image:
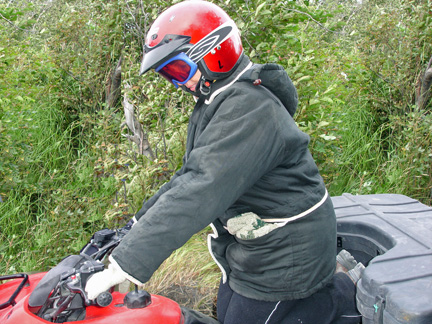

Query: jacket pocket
left=226, top=223, right=295, bottom=291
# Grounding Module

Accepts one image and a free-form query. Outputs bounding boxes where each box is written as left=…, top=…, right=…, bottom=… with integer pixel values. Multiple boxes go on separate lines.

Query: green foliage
left=327, top=0, right=432, bottom=203
left=45, top=0, right=122, bottom=116
left=223, top=0, right=334, bottom=62
left=0, top=0, right=124, bottom=273
left=354, top=0, right=432, bottom=117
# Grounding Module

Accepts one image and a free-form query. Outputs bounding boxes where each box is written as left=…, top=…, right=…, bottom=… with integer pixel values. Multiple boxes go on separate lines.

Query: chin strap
left=199, top=78, right=212, bottom=96
left=180, top=76, right=213, bottom=101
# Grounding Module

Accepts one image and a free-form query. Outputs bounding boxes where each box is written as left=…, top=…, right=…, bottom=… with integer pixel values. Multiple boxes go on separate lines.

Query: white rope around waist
left=262, top=190, right=329, bottom=227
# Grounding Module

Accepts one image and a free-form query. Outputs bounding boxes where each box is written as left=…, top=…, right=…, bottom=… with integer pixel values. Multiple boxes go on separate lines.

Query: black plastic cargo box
left=332, top=193, right=432, bottom=324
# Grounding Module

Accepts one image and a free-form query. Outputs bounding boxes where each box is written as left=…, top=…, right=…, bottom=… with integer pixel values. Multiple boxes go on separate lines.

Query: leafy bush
left=0, top=0, right=124, bottom=273
left=329, top=0, right=432, bottom=202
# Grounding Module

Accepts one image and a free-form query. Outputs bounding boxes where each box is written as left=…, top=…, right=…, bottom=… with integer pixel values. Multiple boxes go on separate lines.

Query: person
left=85, top=1, right=363, bottom=323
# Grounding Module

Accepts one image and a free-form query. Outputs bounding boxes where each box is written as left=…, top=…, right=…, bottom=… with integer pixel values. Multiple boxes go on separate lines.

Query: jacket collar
left=199, top=55, right=253, bottom=105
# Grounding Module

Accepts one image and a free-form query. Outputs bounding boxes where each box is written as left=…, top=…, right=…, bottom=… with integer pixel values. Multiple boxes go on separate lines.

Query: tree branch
left=106, top=56, right=122, bottom=109
left=284, top=9, right=342, bottom=35
left=122, top=84, right=154, bottom=159
left=0, top=12, right=32, bottom=32
left=416, top=55, right=432, bottom=111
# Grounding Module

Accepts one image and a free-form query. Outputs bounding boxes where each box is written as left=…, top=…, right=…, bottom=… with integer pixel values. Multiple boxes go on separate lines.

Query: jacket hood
left=201, top=56, right=298, bottom=117
left=238, top=63, right=298, bottom=117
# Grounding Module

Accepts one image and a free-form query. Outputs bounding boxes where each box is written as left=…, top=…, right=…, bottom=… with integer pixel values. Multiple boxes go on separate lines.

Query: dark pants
left=217, top=273, right=362, bottom=324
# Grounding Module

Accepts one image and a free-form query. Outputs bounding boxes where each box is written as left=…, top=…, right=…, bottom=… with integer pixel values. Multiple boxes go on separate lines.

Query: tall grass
left=384, top=113, right=432, bottom=204
left=329, top=103, right=389, bottom=195
left=1, top=102, right=85, bottom=273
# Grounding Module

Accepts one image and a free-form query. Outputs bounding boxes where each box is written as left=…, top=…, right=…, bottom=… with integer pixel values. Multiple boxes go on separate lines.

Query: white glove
left=85, top=263, right=127, bottom=300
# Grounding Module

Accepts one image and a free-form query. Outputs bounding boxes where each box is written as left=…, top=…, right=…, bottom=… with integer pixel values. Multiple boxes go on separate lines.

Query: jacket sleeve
left=111, top=86, right=297, bottom=284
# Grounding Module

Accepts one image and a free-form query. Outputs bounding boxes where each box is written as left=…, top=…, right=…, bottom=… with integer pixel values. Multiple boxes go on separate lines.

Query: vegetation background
left=1, top=0, right=431, bottom=316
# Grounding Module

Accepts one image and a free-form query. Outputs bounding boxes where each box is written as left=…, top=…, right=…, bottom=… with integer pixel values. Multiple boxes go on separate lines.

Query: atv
left=1, top=193, right=432, bottom=324
left=0, top=227, right=184, bottom=323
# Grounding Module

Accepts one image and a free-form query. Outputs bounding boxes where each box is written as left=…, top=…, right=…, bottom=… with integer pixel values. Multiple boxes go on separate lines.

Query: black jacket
left=111, top=55, right=336, bottom=301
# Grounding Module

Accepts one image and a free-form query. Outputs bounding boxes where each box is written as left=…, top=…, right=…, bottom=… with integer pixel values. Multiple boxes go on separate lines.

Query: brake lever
left=0, top=274, right=29, bottom=309
left=83, top=227, right=129, bottom=261
left=65, top=282, right=92, bottom=306
left=89, top=238, right=122, bottom=261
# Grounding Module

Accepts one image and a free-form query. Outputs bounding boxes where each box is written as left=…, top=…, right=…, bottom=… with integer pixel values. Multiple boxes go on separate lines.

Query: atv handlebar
left=29, top=227, right=130, bottom=323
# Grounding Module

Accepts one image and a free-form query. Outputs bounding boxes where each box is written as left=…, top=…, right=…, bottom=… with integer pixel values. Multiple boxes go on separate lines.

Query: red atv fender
left=0, top=272, right=183, bottom=324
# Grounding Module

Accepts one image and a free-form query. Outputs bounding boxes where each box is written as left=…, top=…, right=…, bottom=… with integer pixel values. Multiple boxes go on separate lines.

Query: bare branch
left=122, top=85, right=154, bottom=159
left=284, top=9, right=342, bottom=35
left=416, top=55, right=432, bottom=111
left=124, top=0, right=148, bottom=50
left=106, top=57, right=122, bottom=109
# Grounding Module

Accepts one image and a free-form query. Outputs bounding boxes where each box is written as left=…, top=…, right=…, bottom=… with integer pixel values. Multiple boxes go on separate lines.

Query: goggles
left=155, top=52, right=198, bottom=88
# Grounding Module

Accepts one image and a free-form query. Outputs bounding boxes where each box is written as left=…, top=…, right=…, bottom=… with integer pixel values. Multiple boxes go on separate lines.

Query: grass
left=142, top=228, right=220, bottom=317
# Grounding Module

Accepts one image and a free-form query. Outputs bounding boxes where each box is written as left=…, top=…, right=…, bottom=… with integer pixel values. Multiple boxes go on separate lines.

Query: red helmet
left=140, top=0, right=243, bottom=81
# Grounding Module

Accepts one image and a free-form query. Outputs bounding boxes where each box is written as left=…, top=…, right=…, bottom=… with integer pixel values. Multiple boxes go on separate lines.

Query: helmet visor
left=140, top=35, right=191, bottom=75
left=155, top=53, right=198, bottom=88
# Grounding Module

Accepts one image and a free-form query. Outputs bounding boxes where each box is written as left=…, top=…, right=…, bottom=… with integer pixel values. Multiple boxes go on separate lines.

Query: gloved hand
left=85, top=263, right=127, bottom=300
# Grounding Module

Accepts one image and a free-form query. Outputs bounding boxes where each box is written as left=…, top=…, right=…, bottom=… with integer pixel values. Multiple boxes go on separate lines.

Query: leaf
left=255, top=2, right=267, bottom=17
left=320, top=97, right=334, bottom=104
left=319, top=134, right=337, bottom=141
left=310, top=98, right=320, bottom=105
left=296, top=75, right=312, bottom=83
left=317, top=121, right=330, bottom=128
